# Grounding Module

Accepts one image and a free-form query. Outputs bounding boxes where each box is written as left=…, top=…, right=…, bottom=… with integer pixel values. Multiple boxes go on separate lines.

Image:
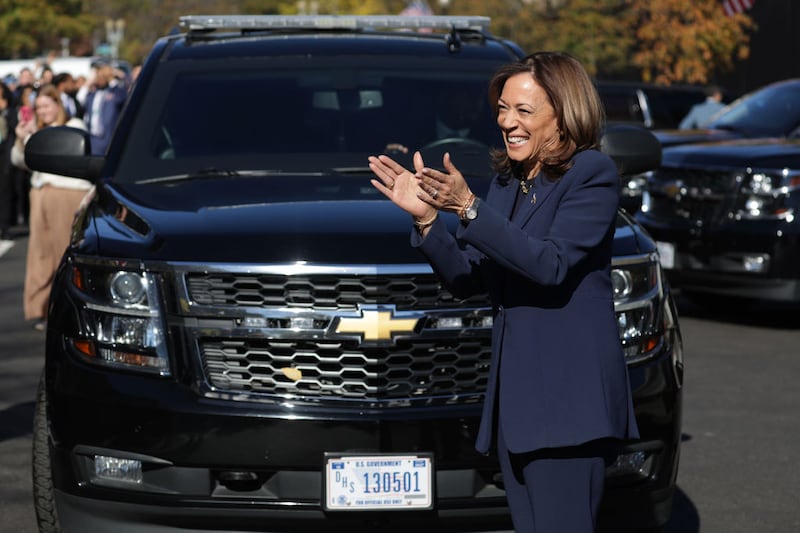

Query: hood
left=92, top=178, right=432, bottom=264
left=661, top=138, right=800, bottom=169
left=654, top=128, right=739, bottom=148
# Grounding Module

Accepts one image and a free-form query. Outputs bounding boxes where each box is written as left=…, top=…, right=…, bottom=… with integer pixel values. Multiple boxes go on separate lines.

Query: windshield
left=115, top=57, right=504, bottom=183
left=709, top=81, right=800, bottom=137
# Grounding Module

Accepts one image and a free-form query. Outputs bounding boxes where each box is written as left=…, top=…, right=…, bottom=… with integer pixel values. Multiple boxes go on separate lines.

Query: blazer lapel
left=491, top=178, right=518, bottom=219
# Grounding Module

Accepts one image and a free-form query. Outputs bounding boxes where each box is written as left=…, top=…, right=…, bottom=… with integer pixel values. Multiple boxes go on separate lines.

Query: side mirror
left=24, top=126, right=104, bottom=182
left=600, top=124, right=662, bottom=176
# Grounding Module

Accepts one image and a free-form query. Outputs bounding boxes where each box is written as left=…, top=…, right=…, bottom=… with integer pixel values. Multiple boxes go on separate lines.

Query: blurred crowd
left=0, top=59, right=137, bottom=330
left=0, top=59, right=137, bottom=241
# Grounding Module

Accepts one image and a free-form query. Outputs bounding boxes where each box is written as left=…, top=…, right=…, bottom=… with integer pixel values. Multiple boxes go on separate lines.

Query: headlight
left=612, top=253, right=664, bottom=364
left=68, top=258, right=169, bottom=375
left=736, top=170, right=799, bottom=220
left=109, top=271, right=148, bottom=305
left=619, top=171, right=651, bottom=199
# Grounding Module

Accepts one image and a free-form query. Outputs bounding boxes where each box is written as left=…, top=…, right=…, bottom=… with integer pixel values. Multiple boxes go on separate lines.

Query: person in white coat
left=12, top=83, right=92, bottom=330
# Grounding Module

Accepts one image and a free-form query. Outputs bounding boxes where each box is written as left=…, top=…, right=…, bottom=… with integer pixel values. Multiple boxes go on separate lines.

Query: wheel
left=32, top=371, right=63, bottom=533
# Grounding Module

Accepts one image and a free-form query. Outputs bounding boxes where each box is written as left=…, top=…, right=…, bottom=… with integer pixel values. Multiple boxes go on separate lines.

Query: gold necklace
left=520, top=177, right=534, bottom=195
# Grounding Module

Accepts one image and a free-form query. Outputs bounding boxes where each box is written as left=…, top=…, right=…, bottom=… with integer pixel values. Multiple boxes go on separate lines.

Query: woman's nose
left=498, top=111, right=516, bottom=129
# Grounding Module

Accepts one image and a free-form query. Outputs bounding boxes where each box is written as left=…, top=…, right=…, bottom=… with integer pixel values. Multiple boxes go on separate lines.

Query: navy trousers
left=497, top=423, right=616, bottom=532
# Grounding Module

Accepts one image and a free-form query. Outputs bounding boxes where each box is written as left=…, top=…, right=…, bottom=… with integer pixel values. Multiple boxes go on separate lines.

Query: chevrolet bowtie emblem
left=335, top=309, right=419, bottom=341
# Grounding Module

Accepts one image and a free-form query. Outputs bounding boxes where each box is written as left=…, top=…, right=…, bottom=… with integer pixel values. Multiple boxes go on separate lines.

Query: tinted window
left=117, top=59, right=504, bottom=183
left=599, top=89, right=644, bottom=124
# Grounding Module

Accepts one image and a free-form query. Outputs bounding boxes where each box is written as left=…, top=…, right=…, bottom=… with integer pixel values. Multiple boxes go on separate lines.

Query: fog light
left=94, top=455, right=142, bottom=483
left=742, top=255, right=768, bottom=273
left=606, top=450, right=653, bottom=478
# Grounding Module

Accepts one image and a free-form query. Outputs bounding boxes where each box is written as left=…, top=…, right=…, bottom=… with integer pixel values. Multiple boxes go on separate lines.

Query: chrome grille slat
left=648, top=167, right=740, bottom=225
left=187, top=273, right=485, bottom=310
left=200, top=337, right=491, bottom=401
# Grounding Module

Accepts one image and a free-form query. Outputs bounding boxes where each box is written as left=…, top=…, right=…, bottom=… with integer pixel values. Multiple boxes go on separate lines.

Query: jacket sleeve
left=412, top=216, right=489, bottom=299
left=457, top=150, right=619, bottom=287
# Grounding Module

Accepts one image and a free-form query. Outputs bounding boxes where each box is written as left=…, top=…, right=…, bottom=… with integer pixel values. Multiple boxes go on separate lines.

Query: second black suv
left=27, top=15, right=683, bottom=533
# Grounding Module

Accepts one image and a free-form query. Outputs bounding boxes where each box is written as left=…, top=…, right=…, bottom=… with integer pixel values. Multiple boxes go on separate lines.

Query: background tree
left=435, top=0, right=753, bottom=84
left=0, top=0, right=96, bottom=59
left=626, top=0, right=755, bottom=84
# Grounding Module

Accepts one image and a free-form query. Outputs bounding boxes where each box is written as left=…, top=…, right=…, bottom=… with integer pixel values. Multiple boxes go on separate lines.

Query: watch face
left=466, top=199, right=479, bottom=220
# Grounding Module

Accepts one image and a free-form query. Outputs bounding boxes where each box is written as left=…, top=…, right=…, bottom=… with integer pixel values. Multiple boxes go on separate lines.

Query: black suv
left=638, top=78, right=800, bottom=305
left=26, top=15, right=683, bottom=533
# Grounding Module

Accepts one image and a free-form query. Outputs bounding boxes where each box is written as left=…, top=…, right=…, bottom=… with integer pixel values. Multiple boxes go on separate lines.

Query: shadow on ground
left=0, top=401, right=34, bottom=442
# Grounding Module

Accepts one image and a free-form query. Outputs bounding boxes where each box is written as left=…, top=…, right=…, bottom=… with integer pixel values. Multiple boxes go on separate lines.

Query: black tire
left=32, top=370, right=63, bottom=533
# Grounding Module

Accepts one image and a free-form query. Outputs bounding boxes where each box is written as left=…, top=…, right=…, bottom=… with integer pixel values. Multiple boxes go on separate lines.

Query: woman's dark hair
left=488, top=51, right=605, bottom=180
left=0, top=82, right=13, bottom=108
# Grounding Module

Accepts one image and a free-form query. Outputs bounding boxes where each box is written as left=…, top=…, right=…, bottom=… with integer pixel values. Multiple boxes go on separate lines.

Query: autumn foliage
left=0, top=0, right=755, bottom=85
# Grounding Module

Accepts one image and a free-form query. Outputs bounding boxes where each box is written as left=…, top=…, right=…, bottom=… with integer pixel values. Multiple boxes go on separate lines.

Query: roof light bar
left=179, top=15, right=491, bottom=33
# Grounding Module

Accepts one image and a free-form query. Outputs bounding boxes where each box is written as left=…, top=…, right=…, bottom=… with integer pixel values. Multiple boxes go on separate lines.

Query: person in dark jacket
left=0, top=81, right=17, bottom=240
left=369, top=52, right=638, bottom=533
left=82, top=63, right=128, bottom=155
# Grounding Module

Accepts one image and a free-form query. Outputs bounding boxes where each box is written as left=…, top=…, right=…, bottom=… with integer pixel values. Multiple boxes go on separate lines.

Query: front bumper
left=639, top=215, right=800, bottom=301
left=45, top=334, right=681, bottom=533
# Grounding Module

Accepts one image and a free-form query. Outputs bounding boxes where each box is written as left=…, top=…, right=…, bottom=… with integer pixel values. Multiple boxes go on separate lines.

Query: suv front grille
left=187, top=273, right=486, bottom=310
left=200, top=337, right=491, bottom=402
left=648, top=167, right=740, bottom=225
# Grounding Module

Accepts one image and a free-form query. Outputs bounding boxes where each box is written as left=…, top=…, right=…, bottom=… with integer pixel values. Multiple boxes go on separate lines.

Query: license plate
left=323, top=453, right=433, bottom=511
left=656, top=241, right=675, bottom=269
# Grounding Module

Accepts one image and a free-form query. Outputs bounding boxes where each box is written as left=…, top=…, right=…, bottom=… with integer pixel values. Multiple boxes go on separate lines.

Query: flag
left=722, top=0, right=755, bottom=17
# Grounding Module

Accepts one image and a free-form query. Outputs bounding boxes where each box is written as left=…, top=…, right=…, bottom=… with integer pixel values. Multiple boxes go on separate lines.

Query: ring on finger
left=431, top=188, right=438, bottom=199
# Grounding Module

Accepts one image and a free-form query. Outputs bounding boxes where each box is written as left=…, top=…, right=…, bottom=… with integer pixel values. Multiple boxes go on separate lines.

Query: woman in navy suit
left=369, top=52, right=639, bottom=532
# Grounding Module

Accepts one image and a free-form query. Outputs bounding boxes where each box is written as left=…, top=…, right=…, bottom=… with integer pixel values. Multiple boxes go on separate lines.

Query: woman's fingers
left=377, top=154, right=410, bottom=175
left=368, top=156, right=399, bottom=190
left=370, top=178, right=393, bottom=198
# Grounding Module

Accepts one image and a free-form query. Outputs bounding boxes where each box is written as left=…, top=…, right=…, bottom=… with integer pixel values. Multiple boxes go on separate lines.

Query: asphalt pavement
left=0, top=230, right=42, bottom=532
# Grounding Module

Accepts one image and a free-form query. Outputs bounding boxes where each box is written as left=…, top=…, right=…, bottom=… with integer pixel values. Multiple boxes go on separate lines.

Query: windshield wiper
left=329, top=166, right=375, bottom=175
left=136, top=168, right=319, bottom=185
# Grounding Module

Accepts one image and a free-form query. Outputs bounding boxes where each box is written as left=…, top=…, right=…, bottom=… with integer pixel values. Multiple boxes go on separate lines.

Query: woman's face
left=35, top=94, right=60, bottom=126
left=496, top=73, right=559, bottom=174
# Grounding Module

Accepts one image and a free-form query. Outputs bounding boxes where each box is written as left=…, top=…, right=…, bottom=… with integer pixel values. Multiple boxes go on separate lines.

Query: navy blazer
left=413, top=149, right=639, bottom=455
